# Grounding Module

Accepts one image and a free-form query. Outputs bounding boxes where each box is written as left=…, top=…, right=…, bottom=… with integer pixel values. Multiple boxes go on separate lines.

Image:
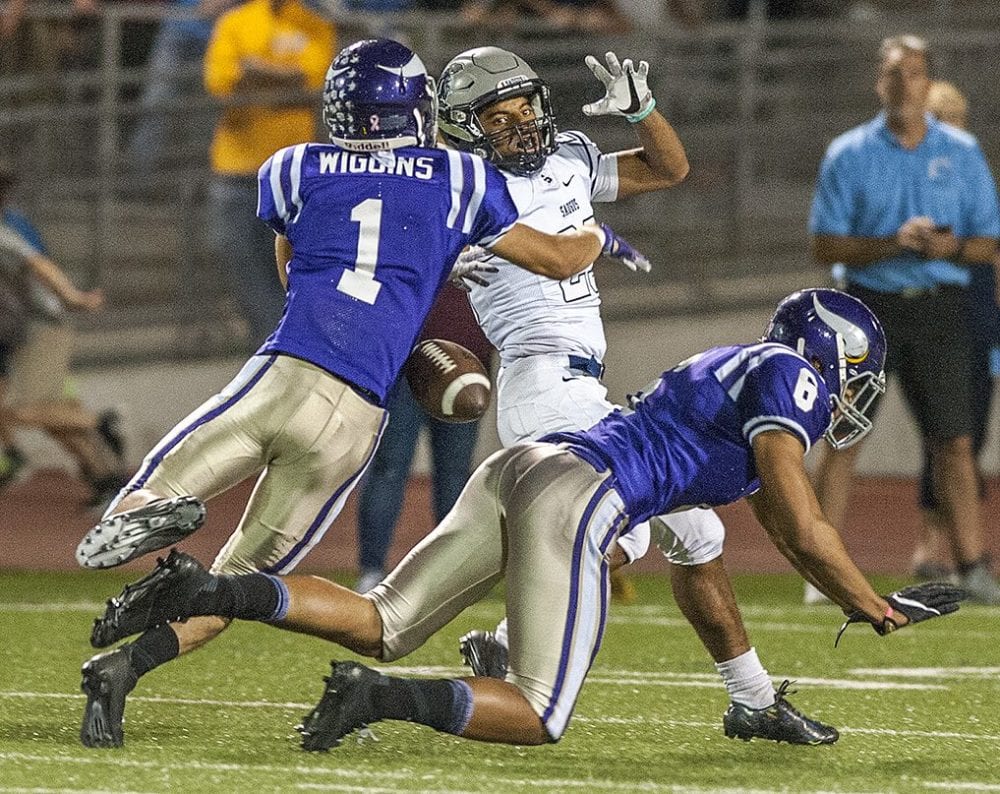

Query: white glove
left=582, top=52, right=655, bottom=122
left=449, top=247, right=499, bottom=291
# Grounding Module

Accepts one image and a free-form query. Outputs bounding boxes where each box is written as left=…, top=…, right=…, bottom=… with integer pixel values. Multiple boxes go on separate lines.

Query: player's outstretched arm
left=491, top=222, right=650, bottom=279
left=748, top=430, right=891, bottom=619
left=750, top=430, right=969, bottom=640
left=490, top=222, right=602, bottom=279
left=582, top=51, right=689, bottom=197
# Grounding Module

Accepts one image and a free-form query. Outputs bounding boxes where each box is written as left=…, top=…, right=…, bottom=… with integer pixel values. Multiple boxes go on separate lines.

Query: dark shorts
left=850, top=284, right=975, bottom=441
left=917, top=340, right=993, bottom=511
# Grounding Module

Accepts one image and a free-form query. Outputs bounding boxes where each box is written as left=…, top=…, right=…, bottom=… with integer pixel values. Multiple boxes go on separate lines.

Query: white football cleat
left=76, top=496, right=206, bottom=569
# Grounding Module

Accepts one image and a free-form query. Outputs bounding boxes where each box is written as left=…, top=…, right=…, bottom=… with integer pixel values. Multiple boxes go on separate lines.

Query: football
left=405, top=339, right=491, bottom=423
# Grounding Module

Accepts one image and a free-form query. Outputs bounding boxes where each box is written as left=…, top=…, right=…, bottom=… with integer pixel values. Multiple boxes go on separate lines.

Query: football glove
left=834, top=582, right=967, bottom=647
left=449, top=247, right=499, bottom=291
left=582, top=52, right=655, bottom=122
left=600, top=223, right=651, bottom=273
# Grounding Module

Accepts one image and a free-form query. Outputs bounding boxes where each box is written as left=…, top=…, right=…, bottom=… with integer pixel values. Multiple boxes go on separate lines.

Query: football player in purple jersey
left=438, top=46, right=843, bottom=745
left=90, top=288, right=966, bottom=749
left=75, top=38, right=649, bottom=748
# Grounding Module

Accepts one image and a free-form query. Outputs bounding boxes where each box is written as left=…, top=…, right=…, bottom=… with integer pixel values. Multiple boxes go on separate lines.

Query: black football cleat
left=90, top=549, right=211, bottom=648
left=76, top=495, right=206, bottom=569
left=458, top=630, right=508, bottom=679
left=80, top=645, right=139, bottom=748
left=723, top=680, right=839, bottom=745
left=298, top=661, right=383, bottom=751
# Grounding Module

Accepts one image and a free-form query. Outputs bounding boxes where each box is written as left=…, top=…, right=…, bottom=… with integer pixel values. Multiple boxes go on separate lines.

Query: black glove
left=834, top=582, right=967, bottom=647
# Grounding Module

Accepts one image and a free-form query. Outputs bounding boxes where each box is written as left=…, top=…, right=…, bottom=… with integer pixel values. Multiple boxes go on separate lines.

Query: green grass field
left=2, top=570, right=998, bottom=793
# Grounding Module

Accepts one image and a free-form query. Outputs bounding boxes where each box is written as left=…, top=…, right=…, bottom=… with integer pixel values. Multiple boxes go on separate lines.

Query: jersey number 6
left=793, top=367, right=819, bottom=412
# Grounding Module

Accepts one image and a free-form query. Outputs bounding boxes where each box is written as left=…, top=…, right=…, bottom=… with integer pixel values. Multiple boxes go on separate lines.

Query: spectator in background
left=2, top=0, right=159, bottom=75
left=910, top=80, right=1000, bottom=581
left=0, top=161, right=127, bottom=506
left=0, top=0, right=98, bottom=41
left=459, top=0, right=631, bottom=33
left=0, top=0, right=99, bottom=85
left=354, top=285, right=493, bottom=594
left=202, top=0, right=335, bottom=349
left=127, top=0, right=237, bottom=173
left=808, top=35, right=1000, bottom=604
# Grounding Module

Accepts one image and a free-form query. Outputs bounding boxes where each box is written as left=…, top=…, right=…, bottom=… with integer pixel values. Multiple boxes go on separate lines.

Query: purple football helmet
left=764, top=288, right=886, bottom=449
left=322, top=39, right=437, bottom=152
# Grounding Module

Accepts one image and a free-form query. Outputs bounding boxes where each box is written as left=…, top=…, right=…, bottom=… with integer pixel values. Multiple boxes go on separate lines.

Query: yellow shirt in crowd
left=203, top=0, right=335, bottom=176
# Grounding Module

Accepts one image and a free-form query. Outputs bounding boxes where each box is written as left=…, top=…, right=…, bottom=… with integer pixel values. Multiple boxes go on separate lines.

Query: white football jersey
left=467, top=131, right=619, bottom=366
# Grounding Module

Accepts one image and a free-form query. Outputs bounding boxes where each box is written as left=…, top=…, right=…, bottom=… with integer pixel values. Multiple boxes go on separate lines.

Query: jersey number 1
left=338, top=198, right=383, bottom=304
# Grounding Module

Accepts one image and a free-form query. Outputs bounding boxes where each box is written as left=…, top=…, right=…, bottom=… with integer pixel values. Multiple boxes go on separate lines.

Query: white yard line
left=295, top=786, right=470, bottom=794
left=849, top=667, right=1000, bottom=678
left=0, top=753, right=415, bottom=782
left=1, top=691, right=996, bottom=741
left=0, top=789, right=154, bottom=794
left=0, top=755, right=896, bottom=794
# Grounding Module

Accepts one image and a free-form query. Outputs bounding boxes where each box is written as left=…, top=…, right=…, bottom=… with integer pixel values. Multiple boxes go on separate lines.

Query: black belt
left=567, top=354, right=605, bottom=379
left=345, top=378, right=382, bottom=407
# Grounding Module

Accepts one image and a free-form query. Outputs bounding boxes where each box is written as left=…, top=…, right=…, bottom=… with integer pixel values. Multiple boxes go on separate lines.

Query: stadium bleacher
left=1, top=2, right=999, bottom=364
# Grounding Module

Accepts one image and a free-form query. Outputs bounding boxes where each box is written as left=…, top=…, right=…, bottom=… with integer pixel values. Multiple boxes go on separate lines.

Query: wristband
left=598, top=223, right=612, bottom=254
left=880, top=605, right=900, bottom=634
left=626, top=98, right=657, bottom=124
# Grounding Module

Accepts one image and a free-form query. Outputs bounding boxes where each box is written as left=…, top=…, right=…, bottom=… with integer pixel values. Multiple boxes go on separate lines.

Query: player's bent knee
left=655, top=528, right=724, bottom=566
left=464, top=677, right=553, bottom=744
left=651, top=511, right=725, bottom=566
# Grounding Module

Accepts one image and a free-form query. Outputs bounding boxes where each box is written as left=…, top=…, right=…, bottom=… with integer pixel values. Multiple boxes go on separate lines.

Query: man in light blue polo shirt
left=808, top=34, right=1000, bottom=604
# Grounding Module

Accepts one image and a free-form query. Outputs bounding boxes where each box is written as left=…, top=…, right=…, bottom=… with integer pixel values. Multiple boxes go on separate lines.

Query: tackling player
left=74, top=38, right=648, bottom=748
left=435, top=47, right=834, bottom=742
left=89, top=289, right=966, bottom=749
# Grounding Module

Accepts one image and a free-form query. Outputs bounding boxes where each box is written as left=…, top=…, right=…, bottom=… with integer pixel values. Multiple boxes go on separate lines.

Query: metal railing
left=2, top=2, right=999, bottom=363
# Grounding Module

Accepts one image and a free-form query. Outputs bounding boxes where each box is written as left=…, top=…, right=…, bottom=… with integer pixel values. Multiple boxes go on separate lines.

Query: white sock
left=715, top=647, right=775, bottom=709
left=494, top=617, right=508, bottom=648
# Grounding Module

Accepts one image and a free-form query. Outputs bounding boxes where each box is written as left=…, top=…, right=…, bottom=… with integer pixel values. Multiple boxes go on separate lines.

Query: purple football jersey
left=256, top=143, right=517, bottom=404
left=544, top=342, right=833, bottom=526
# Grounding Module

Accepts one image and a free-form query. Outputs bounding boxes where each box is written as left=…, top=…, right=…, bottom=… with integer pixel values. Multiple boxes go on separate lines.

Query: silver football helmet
left=437, top=46, right=558, bottom=176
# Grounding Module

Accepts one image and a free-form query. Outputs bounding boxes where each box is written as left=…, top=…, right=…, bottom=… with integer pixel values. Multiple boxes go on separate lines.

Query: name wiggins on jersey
left=319, top=151, right=435, bottom=180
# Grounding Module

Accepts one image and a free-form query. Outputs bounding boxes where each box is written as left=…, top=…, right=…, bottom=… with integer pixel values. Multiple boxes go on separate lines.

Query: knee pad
left=651, top=508, right=725, bottom=566
left=617, top=522, right=651, bottom=562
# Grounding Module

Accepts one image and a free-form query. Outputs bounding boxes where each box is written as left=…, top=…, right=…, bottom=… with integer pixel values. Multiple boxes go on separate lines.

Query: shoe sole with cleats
left=76, top=496, right=206, bottom=569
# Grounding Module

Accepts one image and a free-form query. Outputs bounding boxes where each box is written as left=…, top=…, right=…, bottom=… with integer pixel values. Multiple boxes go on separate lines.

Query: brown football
left=405, top=339, right=491, bottom=423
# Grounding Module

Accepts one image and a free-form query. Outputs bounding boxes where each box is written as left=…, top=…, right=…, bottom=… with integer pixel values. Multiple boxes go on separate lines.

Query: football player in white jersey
left=437, top=47, right=837, bottom=743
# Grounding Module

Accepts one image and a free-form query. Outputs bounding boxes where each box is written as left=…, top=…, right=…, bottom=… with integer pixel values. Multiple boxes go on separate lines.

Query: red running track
left=2, top=469, right=998, bottom=576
